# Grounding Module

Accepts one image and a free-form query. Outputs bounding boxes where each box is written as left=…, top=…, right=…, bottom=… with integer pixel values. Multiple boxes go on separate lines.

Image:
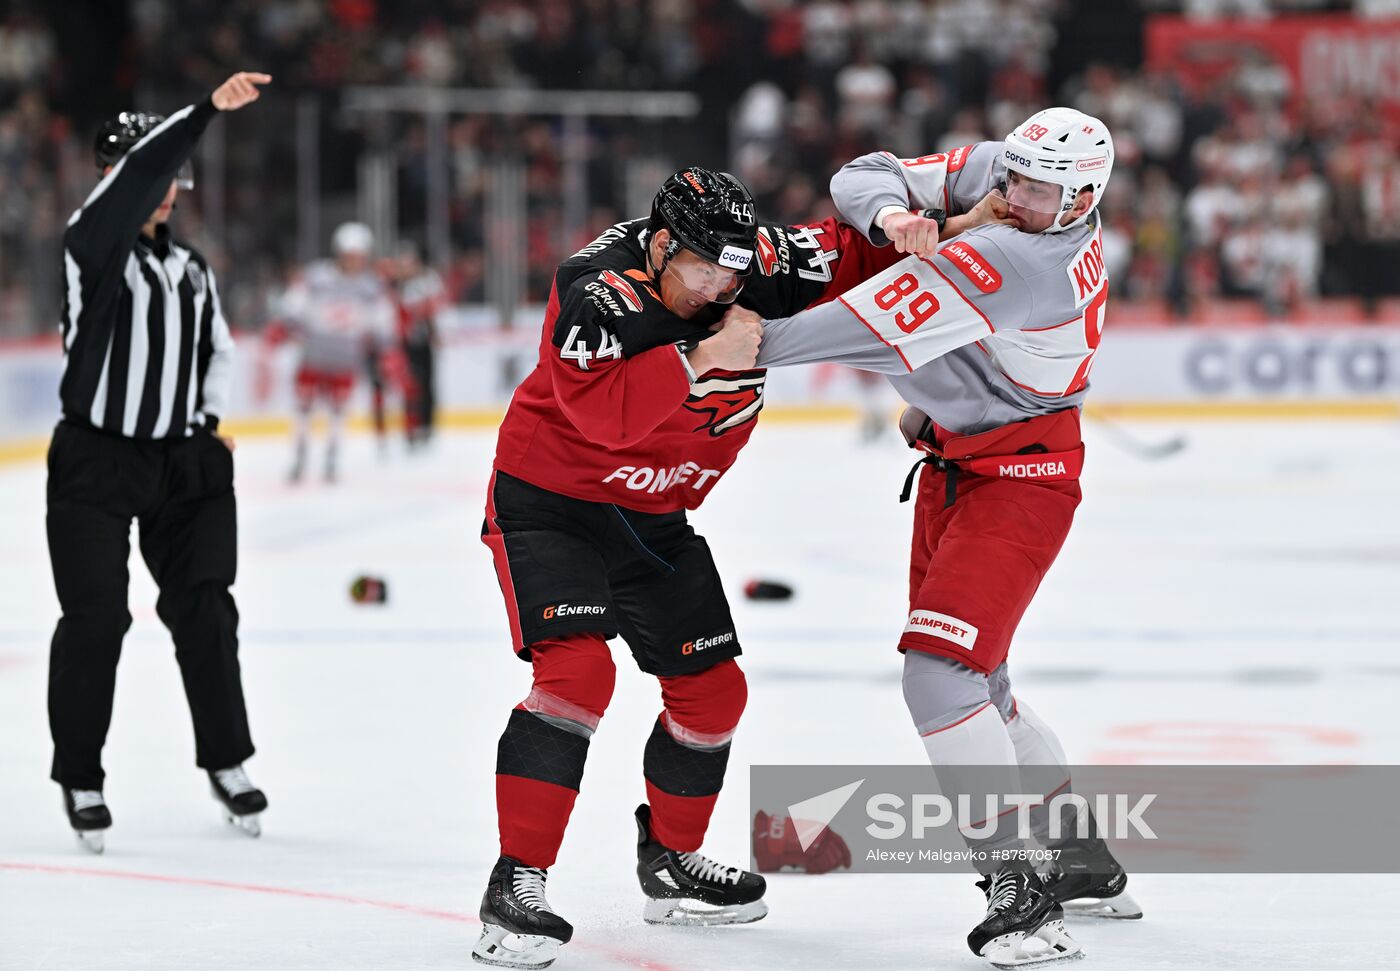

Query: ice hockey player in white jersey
left=273, top=221, right=396, bottom=482
left=745, top=107, right=1141, bottom=968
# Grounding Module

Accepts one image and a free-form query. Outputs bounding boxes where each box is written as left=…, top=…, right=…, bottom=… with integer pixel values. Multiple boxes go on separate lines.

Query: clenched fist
left=881, top=210, right=942, bottom=258
left=686, top=306, right=763, bottom=375
left=212, top=72, right=272, bottom=112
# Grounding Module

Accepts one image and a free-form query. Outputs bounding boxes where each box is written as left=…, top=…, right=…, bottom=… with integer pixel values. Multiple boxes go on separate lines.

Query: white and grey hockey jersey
left=278, top=260, right=396, bottom=374
left=756, top=142, right=1109, bottom=436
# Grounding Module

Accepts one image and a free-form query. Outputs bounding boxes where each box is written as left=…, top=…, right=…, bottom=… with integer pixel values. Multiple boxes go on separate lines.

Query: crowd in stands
left=3, top=0, right=1400, bottom=336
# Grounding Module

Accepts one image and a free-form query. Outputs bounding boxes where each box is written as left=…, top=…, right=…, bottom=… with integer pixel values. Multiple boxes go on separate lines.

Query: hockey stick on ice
left=1086, top=413, right=1188, bottom=460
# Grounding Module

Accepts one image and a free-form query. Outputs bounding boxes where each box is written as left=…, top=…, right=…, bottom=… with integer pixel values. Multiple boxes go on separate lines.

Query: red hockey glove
left=752, top=810, right=852, bottom=875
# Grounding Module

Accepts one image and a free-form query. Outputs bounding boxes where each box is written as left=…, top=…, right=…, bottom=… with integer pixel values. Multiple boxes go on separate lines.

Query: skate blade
left=985, top=920, right=1083, bottom=969
left=221, top=809, right=262, bottom=838
left=642, top=896, right=768, bottom=927
left=74, top=829, right=106, bottom=855
left=1061, top=891, right=1142, bottom=920
left=471, top=923, right=561, bottom=969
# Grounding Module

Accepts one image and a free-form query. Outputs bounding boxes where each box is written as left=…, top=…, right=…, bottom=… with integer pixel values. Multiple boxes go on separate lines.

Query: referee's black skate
left=472, top=856, right=573, bottom=969
left=62, top=788, right=111, bottom=855
left=1039, top=838, right=1142, bottom=920
left=209, top=764, right=267, bottom=837
left=634, top=803, right=768, bottom=926
left=968, top=863, right=1082, bottom=968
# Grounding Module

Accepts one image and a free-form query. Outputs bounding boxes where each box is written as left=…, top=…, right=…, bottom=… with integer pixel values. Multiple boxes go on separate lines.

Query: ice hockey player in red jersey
left=473, top=167, right=901, bottom=969
left=745, top=107, right=1143, bottom=968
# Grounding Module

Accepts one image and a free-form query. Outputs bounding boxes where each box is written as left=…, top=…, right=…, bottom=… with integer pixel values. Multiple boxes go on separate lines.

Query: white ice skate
left=209, top=765, right=268, bottom=837
left=63, top=788, right=110, bottom=855
left=1058, top=891, right=1142, bottom=920
left=984, top=918, right=1084, bottom=969
left=970, top=867, right=1083, bottom=969
left=472, top=856, right=572, bottom=969
left=635, top=804, right=768, bottom=927
left=1039, top=844, right=1143, bottom=920
left=473, top=923, right=562, bottom=970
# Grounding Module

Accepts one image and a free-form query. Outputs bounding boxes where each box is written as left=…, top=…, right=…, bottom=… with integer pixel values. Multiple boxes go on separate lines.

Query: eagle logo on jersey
left=598, top=269, right=643, bottom=312
left=684, top=371, right=766, bottom=436
left=755, top=229, right=781, bottom=277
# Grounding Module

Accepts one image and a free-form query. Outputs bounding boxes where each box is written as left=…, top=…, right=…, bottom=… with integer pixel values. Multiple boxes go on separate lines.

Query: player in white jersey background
left=738, top=107, right=1140, bottom=968
left=268, top=221, right=396, bottom=483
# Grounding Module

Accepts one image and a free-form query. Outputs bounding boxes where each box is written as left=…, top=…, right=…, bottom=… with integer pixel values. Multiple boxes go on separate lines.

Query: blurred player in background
left=271, top=221, right=395, bottom=483
left=748, top=107, right=1141, bottom=968
left=473, top=167, right=901, bottom=969
left=49, top=72, right=271, bottom=854
left=384, top=243, right=446, bottom=449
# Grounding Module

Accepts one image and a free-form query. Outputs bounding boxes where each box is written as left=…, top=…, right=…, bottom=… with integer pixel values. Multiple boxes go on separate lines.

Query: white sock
left=1006, top=698, right=1090, bottom=845
left=920, top=702, right=1019, bottom=767
left=1006, top=697, right=1070, bottom=767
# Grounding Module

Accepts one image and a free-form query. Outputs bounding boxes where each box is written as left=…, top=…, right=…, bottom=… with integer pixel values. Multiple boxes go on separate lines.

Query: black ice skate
left=62, top=788, right=111, bottom=855
left=288, top=441, right=306, bottom=484
left=472, top=856, right=573, bottom=969
left=634, top=803, right=768, bottom=927
left=209, top=765, right=267, bottom=837
left=1039, top=839, right=1142, bottom=920
left=968, top=864, right=1082, bottom=968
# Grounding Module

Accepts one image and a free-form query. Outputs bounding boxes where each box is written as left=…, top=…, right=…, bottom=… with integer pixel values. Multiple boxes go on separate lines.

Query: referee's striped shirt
left=59, top=99, right=233, bottom=439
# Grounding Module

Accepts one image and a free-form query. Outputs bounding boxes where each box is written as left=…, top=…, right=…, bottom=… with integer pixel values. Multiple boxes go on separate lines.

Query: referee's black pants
left=46, top=420, right=254, bottom=791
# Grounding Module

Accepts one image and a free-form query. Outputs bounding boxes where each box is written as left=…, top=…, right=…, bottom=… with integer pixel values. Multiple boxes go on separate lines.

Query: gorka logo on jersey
left=684, top=371, right=766, bottom=436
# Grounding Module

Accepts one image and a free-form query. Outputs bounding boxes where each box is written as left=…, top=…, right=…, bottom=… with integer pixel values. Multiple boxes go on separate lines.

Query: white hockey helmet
left=332, top=221, right=375, bottom=255
left=1001, top=107, right=1114, bottom=235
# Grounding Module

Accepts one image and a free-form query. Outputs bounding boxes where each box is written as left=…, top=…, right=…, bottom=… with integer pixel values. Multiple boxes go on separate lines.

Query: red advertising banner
left=1146, top=15, right=1400, bottom=118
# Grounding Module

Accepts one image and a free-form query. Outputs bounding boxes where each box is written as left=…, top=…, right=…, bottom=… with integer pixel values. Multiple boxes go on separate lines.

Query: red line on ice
left=0, top=862, right=685, bottom=971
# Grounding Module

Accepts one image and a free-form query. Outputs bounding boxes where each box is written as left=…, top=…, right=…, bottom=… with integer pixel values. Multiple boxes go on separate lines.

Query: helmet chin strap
left=647, top=232, right=682, bottom=287
left=1039, top=189, right=1095, bottom=236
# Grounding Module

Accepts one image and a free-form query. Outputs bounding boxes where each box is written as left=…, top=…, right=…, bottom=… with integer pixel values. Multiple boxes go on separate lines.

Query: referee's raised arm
left=59, top=71, right=270, bottom=436
left=66, top=73, right=271, bottom=274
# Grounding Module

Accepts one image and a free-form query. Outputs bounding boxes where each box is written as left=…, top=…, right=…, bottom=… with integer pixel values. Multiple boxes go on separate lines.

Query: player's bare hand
left=964, top=189, right=1015, bottom=230
left=217, top=434, right=236, bottom=452
left=687, top=307, right=762, bottom=374
left=939, top=190, right=1017, bottom=241
left=211, top=72, right=272, bottom=112
left=882, top=210, right=941, bottom=258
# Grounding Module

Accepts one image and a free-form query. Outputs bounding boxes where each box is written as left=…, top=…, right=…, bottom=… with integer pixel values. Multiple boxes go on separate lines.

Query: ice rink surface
left=1, top=416, right=1397, bottom=970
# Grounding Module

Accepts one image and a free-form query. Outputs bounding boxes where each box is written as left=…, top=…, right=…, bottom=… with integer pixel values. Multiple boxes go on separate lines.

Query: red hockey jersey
left=492, top=217, right=902, bottom=513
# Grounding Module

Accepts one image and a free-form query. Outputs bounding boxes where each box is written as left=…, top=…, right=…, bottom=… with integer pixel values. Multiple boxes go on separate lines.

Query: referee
left=48, top=72, right=271, bottom=853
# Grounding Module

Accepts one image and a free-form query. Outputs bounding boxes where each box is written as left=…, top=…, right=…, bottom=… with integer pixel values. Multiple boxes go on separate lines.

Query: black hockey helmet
left=95, top=111, right=164, bottom=167
left=649, top=167, right=757, bottom=277
left=94, top=111, right=193, bottom=187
